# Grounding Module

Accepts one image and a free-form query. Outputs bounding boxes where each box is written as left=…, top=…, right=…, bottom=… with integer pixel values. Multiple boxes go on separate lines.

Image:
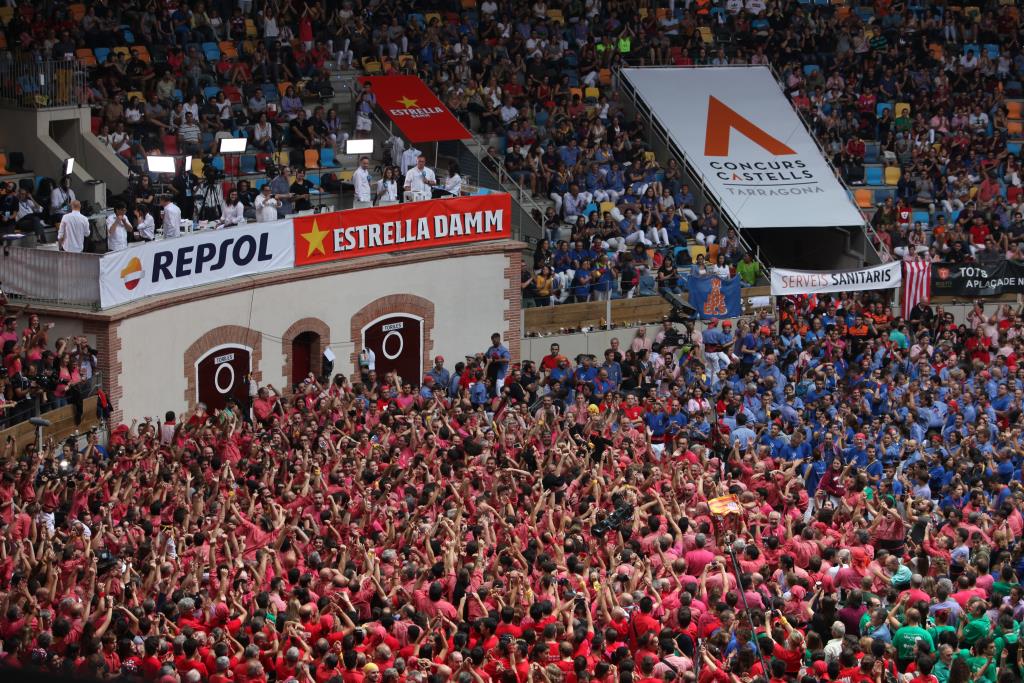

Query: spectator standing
left=56, top=200, right=90, bottom=253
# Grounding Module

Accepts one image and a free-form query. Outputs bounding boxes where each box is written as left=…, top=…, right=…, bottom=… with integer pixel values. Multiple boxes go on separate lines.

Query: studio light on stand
left=345, top=139, right=373, bottom=155
left=145, top=155, right=176, bottom=174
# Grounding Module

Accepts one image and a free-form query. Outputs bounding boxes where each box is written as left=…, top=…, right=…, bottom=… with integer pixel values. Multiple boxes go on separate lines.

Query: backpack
left=320, top=172, right=340, bottom=193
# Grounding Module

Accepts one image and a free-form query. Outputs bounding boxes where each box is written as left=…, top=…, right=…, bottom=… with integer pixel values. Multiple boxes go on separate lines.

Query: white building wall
left=113, top=252, right=510, bottom=420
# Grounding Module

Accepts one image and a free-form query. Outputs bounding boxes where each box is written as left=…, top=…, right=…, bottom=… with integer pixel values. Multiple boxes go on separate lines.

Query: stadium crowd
left=1, top=291, right=1024, bottom=683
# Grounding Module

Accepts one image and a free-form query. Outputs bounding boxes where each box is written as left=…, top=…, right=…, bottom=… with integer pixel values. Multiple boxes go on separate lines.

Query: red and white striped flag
left=901, top=259, right=931, bottom=319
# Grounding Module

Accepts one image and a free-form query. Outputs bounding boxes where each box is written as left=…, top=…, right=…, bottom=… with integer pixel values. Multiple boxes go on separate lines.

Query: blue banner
left=687, top=274, right=742, bottom=320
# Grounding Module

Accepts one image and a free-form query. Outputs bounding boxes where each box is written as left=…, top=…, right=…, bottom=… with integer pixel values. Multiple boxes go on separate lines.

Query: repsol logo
left=151, top=233, right=273, bottom=283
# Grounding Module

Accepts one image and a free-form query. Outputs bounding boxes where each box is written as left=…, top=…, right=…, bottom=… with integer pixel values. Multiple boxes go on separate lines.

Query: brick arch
left=281, top=317, right=332, bottom=384
left=183, top=325, right=263, bottom=406
left=349, top=294, right=435, bottom=380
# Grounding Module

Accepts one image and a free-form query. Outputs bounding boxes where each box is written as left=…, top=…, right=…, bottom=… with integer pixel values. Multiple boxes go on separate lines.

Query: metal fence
left=0, top=57, right=86, bottom=108
left=0, top=246, right=102, bottom=306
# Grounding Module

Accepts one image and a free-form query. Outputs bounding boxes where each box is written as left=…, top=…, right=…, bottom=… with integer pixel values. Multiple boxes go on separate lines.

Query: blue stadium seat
left=123, top=29, right=134, bottom=44
left=864, top=141, right=880, bottom=164
left=240, top=155, right=257, bottom=174
left=202, top=42, right=220, bottom=61
left=1007, top=81, right=1023, bottom=97
left=173, top=88, right=183, bottom=102
left=912, top=210, right=930, bottom=225
left=94, top=47, right=110, bottom=64
left=865, top=166, right=883, bottom=185
left=803, top=64, right=820, bottom=77
left=1009, top=142, right=1023, bottom=156
left=876, top=102, right=893, bottom=118
left=211, top=156, right=225, bottom=171
left=320, top=147, right=336, bottom=167
left=963, top=43, right=980, bottom=57
left=306, top=173, right=320, bottom=186
left=203, top=86, right=221, bottom=101
left=255, top=178, right=268, bottom=190
left=985, top=44, right=999, bottom=59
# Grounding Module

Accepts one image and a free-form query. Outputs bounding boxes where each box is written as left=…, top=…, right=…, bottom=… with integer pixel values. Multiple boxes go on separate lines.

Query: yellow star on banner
left=302, top=219, right=329, bottom=257
left=398, top=96, right=419, bottom=108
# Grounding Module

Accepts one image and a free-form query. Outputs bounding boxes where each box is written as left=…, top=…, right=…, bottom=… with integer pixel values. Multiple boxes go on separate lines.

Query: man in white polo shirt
left=57, top=200, right=90, bottom=253
left=160, top=195, right=182, bottom=238
left=403, top=155, right=435, bottom=202
left=352, top=156, right=373, bottom=208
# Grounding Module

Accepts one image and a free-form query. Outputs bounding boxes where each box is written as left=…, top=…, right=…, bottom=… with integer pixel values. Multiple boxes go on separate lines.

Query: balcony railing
left=0, top=247, right=101, bottom=305
left=0, top=57, right=86, bottom=108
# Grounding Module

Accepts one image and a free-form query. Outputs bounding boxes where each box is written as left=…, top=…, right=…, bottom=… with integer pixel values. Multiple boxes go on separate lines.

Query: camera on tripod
left=202, top=155, right=224, bottom=181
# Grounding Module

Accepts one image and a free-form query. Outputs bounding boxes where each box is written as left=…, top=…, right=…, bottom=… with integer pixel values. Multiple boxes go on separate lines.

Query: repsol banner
left=770, top=262, right=901, bottom=296
left=931, top=261, right=1024, bottom=297
left=99, top=221, right=295, bottom=308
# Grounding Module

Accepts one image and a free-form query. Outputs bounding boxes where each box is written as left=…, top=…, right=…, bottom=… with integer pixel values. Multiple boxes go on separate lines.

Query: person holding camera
left=106, top=203, right=131, bottom=251
left=254, top=184, right=282, bottom=222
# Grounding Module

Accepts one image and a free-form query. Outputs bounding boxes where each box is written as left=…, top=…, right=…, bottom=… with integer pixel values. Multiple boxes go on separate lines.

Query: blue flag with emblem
left=687, top=274, right=742, bottom=320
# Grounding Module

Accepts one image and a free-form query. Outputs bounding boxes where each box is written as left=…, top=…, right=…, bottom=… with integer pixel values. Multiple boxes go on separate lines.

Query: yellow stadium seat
left=599, top=201, right=614, bottom=215
left=546, top=9, right=564, bottom=24
left=584, top=87, right=600, bottom=102
left=191, top=158, right=205, bottom=176
left=894, top=102, right=911, bottom=118
left=424, top=12, right=441, bottom=25
left=273, top=151, right=290, bottom=168
left=884, top=165, right=901, bottom=186
left=699, top=26, right=714, bottom=44
left=245, top=19, right=258, bottom=38
left=689, top=244, right=707, bottom=261
left=126, top=90, right=144, bottom=103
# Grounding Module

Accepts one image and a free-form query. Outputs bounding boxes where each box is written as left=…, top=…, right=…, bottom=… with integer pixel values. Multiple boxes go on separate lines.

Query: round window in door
left=196, top=345, right=252, bottom=411
left=361, top=314, right=423, bottom=386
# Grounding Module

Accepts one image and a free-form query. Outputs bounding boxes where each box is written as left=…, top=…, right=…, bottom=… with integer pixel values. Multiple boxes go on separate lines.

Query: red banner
left=293, top=194, right=512, bottom=266
left=359, top=75, right=471, bottom=143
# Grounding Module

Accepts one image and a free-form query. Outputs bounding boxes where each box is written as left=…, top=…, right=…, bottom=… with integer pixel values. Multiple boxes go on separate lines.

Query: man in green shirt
left=933, top=644, right=954, bottom=683
left=958, top=639, right=997, bottom=683
left=892, top=608, right=934, bottom=668
left=736, top=252, right=759, bottom=286
left=960, top=601, right=992, bottom=648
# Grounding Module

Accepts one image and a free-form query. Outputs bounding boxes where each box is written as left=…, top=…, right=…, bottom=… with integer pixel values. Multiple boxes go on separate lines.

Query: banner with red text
left=359, top=75, right=472, bottom=143
left=293, top=194, right=511, bottom=266
left=770, top=261, right=901, bottom=296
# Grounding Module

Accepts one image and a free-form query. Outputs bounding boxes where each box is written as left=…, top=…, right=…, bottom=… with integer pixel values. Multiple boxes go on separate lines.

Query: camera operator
left=106, top=202, right=131, bottom=251
left=254, top=184, right=282, bottom=222
left=172, top=167, right=199, bottom=220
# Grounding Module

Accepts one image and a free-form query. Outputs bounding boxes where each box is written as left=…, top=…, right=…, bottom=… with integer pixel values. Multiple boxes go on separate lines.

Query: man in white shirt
left=106, top=204, right=130, bottom=251
left=14, top=188, right=48, bottom=243
left=57, top=200, right=90, bottom=252
left=254, top=184, right=282, bottom=222
left=403, top=155, right=436, bottom=202
left=160, top=195, right=182, bottom=238
left=352, top=156, right=373, bottom=208
left=50, top=177, right=76, bottom=219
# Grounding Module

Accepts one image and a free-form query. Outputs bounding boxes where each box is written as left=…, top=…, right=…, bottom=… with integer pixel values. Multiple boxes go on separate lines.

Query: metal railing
left=0, top=57, right=86, bottom=108
left=616, top=66, right=770, bottom=276
left=0, top=246, right=102, bottom=306
left=0, top=371, right=103, bottom=431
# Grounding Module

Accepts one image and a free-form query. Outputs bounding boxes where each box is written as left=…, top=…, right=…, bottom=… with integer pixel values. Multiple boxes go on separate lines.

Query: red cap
left=434, top=355, right=444, bottom=362
left=723, top=320, right=732, bottom=327
left=422, top=375, right=433, bottom=384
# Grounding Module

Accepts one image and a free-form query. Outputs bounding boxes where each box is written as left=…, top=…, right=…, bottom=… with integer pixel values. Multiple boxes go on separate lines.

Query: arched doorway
left=361, top=314, right=423, bottom=386
left=290, top=331, right=320, bottom=385
left=195, top=344, right=252, bottom=411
